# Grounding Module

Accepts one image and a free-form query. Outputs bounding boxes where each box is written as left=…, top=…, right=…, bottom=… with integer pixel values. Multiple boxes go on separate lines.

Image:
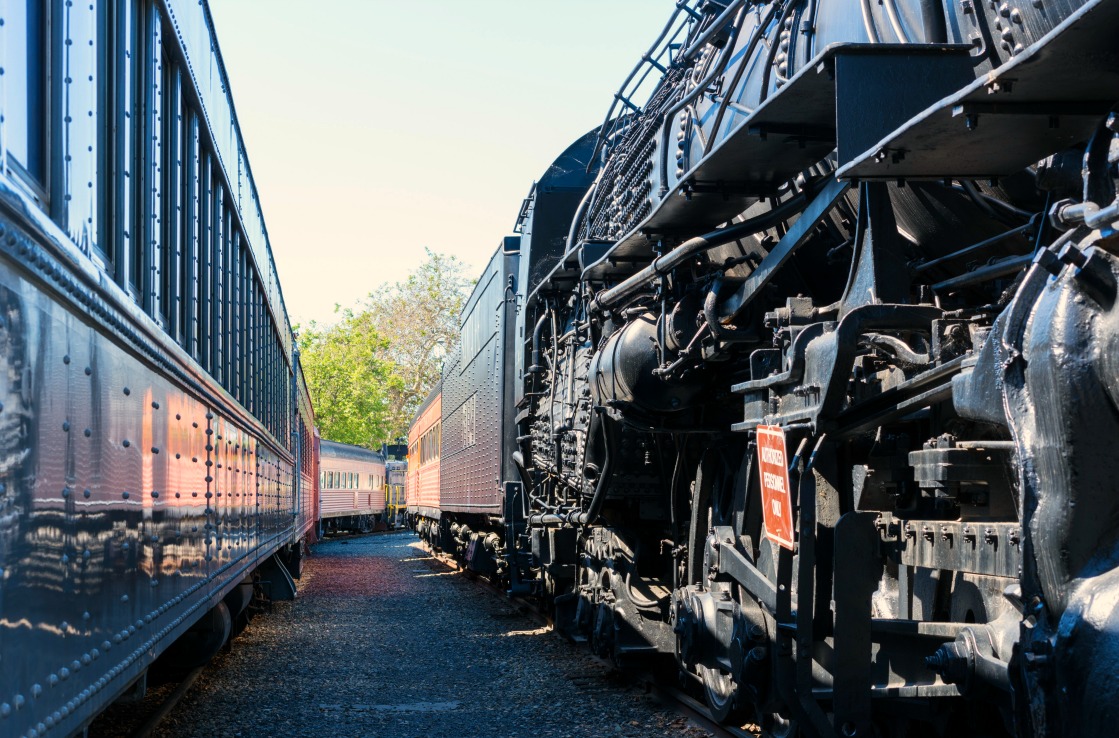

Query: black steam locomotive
left=413, top=1, right=1119, bottom=735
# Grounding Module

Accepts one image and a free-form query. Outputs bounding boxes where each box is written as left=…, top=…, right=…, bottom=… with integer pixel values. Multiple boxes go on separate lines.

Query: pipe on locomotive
left=588, top=1, right=698, bottom=168
left=703, top=276, right=755, bottom=342
left=527, top=409, right=613, bottom=527
left=527, top=312, right=550, bottom=374
left=657, top=2, right=756, bottom=195
left=588, top=183, right=815, bottom=314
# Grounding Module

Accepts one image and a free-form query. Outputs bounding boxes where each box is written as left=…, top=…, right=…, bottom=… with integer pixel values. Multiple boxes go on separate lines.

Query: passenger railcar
left=415, top=1, right=1119, bottom=735
left=406, top=383, right=441, bottom=547
left=318, top=439, right=386, bottom=534
left=0, top=1, right=317, bottom=735
left=385, top=460, right=407, bottom=528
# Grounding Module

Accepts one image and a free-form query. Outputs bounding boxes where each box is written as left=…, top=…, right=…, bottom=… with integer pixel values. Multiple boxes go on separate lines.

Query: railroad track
left=417, top=542, right=758, bottom=738
left=128, top=668, right=205, bottom=738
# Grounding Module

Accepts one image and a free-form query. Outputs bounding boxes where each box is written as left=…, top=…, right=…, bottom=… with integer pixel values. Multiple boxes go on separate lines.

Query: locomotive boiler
left=414, top=0, right=1119, bottom=735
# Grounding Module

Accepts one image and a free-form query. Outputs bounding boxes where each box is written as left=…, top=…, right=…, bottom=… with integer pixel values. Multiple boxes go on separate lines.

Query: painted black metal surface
left=414, top=0, right=1119, bottom=735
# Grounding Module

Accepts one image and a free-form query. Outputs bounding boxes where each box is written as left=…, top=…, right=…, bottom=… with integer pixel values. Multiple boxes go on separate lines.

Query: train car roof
left=319, top=439, right=386, bottom=464
left=412, top=381, right=442, bottom=426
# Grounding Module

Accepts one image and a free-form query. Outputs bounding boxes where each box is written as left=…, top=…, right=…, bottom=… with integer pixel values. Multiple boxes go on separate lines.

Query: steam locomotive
left=408, top=0, right=1119, bottom=735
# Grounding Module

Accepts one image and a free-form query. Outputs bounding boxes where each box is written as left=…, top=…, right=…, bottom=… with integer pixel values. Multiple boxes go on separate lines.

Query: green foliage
left=363, top=248, right=472, bottom=437
left=301, top=249, right=472, bottom=446
left=297, top=308, right=401, bottom=449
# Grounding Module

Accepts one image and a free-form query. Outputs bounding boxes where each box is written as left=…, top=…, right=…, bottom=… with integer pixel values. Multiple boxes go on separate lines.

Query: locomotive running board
left=839, top=0, right=1119, bottom=180
left=583, top=42, right=971, bottom=280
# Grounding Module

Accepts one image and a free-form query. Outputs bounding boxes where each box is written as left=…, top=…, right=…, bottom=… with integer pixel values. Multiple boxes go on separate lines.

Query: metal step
left=585, top=43, right=971, bottom=278
left=839, top=0, right=1119, bottom=180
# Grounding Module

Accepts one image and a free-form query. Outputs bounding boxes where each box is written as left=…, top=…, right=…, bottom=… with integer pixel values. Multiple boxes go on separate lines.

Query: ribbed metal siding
left=440, top=248, right=516, bottom=514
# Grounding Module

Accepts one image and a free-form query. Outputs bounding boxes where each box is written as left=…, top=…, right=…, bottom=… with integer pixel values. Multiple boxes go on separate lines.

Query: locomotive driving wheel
left=686, top=450, right=760, bottom=727
left=699, top=663, right=751, bottom=725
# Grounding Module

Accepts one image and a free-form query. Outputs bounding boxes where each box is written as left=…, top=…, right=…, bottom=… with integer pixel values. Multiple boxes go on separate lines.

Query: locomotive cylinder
left=588, top=313, right=700, bottom=414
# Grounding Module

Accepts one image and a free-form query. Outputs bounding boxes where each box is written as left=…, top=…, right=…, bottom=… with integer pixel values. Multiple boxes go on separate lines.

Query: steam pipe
left=528, top=414, right=613, bottom=527
left=704, top=276, right=756, bottom=342
left=589, top=2, right=692, bottom=168
left=565, top=181, right=598, bottom=254
left=658, top=4, right=751, bottom=195
left=528, top=312, right=549, bottom=374
left=679, top=0, right=747, bottom=61
left=590, top=187, right=812, bottom=314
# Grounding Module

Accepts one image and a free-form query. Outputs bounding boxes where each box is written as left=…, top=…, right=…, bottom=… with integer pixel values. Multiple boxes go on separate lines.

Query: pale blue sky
left=208, top=0, right=675, bottom=326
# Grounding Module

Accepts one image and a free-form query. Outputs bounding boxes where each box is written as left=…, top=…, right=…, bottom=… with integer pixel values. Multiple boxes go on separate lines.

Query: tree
left=298, top=308, right=401, bottom=449
left=363, top=248, right=472, bottom=438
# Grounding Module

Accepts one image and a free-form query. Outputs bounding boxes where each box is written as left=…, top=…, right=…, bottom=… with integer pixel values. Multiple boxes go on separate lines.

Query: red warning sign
left=757, top=425, right=795, bottom=550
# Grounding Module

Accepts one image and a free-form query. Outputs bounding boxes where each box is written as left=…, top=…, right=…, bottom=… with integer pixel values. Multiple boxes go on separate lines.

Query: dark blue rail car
left=0, top=1, right=317, bottom=736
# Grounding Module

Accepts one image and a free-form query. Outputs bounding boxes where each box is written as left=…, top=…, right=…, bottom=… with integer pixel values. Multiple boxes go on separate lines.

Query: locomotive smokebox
left=589, top=313, right=701, bottom=414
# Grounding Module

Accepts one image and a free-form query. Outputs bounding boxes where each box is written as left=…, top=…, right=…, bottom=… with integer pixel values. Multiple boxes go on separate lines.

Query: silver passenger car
left=0, top=2, right=317, bottom=735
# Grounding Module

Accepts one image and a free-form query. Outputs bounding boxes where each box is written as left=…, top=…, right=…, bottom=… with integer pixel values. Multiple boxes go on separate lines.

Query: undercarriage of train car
left=513, top=2, right=1119, bottom=735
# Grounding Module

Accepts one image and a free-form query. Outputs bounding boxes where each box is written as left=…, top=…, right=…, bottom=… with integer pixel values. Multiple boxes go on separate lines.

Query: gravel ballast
left=141, top=532, right=715, bottom=738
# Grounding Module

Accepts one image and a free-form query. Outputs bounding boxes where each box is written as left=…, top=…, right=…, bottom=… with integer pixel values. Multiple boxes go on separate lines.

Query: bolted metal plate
left=839, top=0, right=1119, bottom=180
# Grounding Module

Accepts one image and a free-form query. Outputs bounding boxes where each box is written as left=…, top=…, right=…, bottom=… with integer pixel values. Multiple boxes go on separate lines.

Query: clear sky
left=207, top=0, right=675, bottom=327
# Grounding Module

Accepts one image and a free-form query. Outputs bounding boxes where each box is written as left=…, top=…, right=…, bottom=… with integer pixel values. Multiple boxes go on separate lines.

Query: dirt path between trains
left=142, top=532, right=714, bottom=738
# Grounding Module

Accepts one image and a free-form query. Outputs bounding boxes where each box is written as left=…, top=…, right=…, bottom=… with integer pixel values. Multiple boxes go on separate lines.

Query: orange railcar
left=406, top=383, right=442, bottom=546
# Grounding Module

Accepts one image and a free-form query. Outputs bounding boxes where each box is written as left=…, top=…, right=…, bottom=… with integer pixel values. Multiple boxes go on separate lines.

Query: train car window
left=230, top=228, right=242, bottom=401
left=198, top=152, right=213, bottom=372
left=125, top=0, right=145, bottom=296
left=211, top=182, right=225, bottom=385
left=59, top=0, right=100, bottom=255
left=182, top=112, right=201, bottom=357
left=247, top=266, right=257, bottom=415
left=239, top=247, right=249, bottom=405
left=144, top=8, right=165, bottom=321
left=161, top=59, right=183, bottom=340
left=5, top=0, right=50, bottom=198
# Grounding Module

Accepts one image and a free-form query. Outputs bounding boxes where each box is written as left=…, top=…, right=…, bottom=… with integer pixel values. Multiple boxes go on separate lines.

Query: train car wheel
left=758, top=710, right=799, bottom=738
left=699, top=664, right=751, bottom=725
